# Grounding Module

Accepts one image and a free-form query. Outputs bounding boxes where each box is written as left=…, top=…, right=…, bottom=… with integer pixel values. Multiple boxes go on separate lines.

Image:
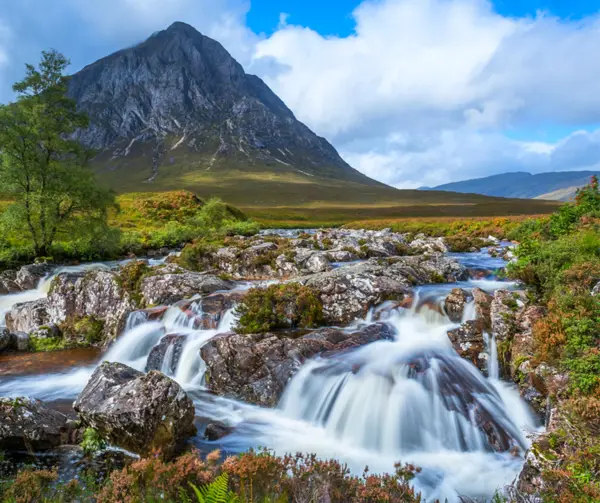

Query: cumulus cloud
left=251, top=0, right=600, bottom=185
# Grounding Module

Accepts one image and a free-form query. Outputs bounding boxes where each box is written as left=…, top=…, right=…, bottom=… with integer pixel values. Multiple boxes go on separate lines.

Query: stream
left=0, top=245, right=539, bottom=502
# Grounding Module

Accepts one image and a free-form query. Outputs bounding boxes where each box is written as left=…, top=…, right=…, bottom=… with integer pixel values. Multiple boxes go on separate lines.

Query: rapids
left=0, top=246, right=539, bottom=501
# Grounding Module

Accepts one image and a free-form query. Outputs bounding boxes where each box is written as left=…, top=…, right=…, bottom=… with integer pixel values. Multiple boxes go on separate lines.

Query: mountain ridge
left=423, top=171, right=598, bottom=201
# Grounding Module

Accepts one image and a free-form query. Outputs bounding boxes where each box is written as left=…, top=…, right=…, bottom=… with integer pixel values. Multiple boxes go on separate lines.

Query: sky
left=1, top=0, right=600, bottom=189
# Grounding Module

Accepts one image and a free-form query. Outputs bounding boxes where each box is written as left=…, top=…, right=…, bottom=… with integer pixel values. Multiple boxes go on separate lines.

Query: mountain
left=423, top=171, right=598, bottom=200
left=67, top=22, right=396, bottom=206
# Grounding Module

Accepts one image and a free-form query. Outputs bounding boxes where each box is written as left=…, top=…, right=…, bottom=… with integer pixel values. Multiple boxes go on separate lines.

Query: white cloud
left=250, top=0, right=600, bottom=186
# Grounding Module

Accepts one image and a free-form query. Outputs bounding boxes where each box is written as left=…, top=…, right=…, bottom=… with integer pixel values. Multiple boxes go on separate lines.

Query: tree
left=0, top=50, right=115, bottom=257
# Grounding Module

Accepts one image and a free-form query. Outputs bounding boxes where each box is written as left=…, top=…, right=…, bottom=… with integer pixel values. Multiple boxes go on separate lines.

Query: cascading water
left=0, top=246, right=540, bottom=501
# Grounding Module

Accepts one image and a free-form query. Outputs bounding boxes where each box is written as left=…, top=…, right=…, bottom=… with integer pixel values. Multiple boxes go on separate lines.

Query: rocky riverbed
left=0, top=228, right=552, bottom=501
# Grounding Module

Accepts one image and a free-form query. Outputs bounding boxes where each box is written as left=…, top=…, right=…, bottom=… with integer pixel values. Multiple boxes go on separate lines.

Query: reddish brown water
left=0, top=347, right=101, bottom=377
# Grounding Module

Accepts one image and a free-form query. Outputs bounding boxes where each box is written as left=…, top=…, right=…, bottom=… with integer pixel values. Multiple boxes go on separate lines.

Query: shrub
left=177, top=240, right=219, bottom=272
left=118, top=260, right=151, bottom=306
left=235, top=283, right=324, bottom=333
left=445, top=234, right=484, bottom=252
left=81, top=428, right=107, bottom=456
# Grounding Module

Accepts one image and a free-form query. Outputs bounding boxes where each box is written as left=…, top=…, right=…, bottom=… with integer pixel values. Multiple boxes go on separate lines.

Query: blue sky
left=1, top=0, right=600, bottom=187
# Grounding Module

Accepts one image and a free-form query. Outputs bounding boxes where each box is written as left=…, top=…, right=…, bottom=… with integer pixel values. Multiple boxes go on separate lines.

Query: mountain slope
left=67, top=22, right=393, bottom=204
left=424, top=171, right=598, bottom=200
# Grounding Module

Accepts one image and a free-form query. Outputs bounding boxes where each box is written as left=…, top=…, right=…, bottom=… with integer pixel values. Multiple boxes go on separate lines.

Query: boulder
left=303, top=253, right=331, bottom=274
left=490, top=290, right=527, bottom=342
left=6, top=298, right=51, bottom=334
left=409, top=236, right=448, bottom=254
left=202, top=323, right=395, bottom=407
left=0, top=270, right=20, bottom=294
left=204, top=422, right=233, bottom=441
left=146, top=334, right=187, bottom=373
left=447, top=320, right=487, bottom=372
left=444, top=288, right=472, bottom=323
left=592, top=281, right=600, bottom=296
left=15, top=263, right=53, bottom=290
left=12, top=332, right=30, bottom=351
left=303, top=255, right=467, bottom=324
left=29, top=323, right=61, bottom=340
left=74, top=362, right=197, bottom=458
left=140, top=270, right=233, bottom=306
left=0, top=397, right=71, bottom=451
left=0, top=327, right=11, bottom=351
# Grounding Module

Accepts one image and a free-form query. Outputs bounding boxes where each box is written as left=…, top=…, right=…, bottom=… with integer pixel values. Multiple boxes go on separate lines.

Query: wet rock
left=136, top=305, right=170, bottom=321
left=447, top=320, right=487, bottom=371
left=0, top=270, right=20, bottom=294
left=196, top=291, right=246, bottom=329
left=0, top=327, right=11, bottom=351
left=12, top=332, right=30, bottom=351
left=146, top=334, right=187, bottom=373
left=0, top=397, right=71, bottom=451
left=444, top=288, right=471, bottom=323
left=74, top=362, right=196, bottom=458
left=202, top=323, right=395, bottom=407
left=472, top=287, right=493, bottom=330
left=303, top=255, right=467, bottom=324
left=204, top=423, right=233, bottom=441
left=15, top=263, right=53, bottom=290
left=140, top=270, right=233, bottom=306
left=592, top=281, right=600, bottom=296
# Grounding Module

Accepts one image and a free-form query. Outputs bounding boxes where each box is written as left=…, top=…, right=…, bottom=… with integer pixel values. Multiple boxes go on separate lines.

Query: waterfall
left=103, top=322, right=165, bottom=370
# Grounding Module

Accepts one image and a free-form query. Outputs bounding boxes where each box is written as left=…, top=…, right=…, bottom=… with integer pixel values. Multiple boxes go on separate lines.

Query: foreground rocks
left=444, top=288, right=472, bottom=323
left=201, top=323, right=396, bottom=407
left=74, top=362, right=197, bottom=458
left=0, top=397, right=73, bottom=451
left=447, top=320, right=487, bottom=373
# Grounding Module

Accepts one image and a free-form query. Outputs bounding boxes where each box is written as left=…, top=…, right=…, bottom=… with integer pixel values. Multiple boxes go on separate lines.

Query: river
left=0, top=244, right=539, bottom=502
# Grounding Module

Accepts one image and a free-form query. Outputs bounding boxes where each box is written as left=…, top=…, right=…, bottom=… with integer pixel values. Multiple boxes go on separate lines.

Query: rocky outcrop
left=447, top=320, right=487, bottom=372
left=74, top=362, right=196, bottom=458
left=303, top=255, right=467, bottom=324
left=0, top=397, right=73, bottom=451
left=201, top=323, right=395, bottom=406
left=140, top=267, right=234, bottom=306
left=6, top=270, right=136, bottom=345
left=146, top=334, right=187, bottom=373
left=444, top=288, right=471, bottom=323
left=472, top=287, right=493, bottom=330
left=173, top=291, right=245, bottom=330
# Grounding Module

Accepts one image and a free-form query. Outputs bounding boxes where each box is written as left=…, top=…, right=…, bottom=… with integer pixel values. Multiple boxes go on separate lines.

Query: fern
left=189, top=473, right=239, bottom=503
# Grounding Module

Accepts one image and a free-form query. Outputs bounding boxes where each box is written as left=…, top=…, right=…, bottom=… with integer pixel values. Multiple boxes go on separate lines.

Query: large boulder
left=6, top=270, right=137, bottom=345
left=140, top=268, right=233, bottom=306
left=472, top=287, right=493, bottom=330
left=444, top=288, right=472, bottom=323
left=201, top=323, right=395, bottom=407
left=74, top=362, right=196, bottom=458
left=0, top=397, right=72, bottom=451
left=303, top=255, right=467, bottom=324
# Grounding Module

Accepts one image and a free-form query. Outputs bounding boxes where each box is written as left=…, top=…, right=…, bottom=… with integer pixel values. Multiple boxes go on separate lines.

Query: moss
left=28, top=336, right=68, bottom=352
left=235, top=283, right=324, bottom=334
left=80, top=428, right=107, bottom=456
left=118, top=260, right=152, bottom=306
left=429, top=272, right=445, bottom=284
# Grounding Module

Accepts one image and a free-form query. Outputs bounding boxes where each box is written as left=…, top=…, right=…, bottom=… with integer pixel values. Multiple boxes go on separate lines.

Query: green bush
left=177, top=240, right=219, bottom=272
left=235, top=283, right=324, bottom=334
left=80, top=428, right=107, bottom=456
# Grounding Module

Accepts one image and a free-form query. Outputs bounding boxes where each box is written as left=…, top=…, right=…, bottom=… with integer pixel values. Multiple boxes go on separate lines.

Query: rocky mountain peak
left=68, top=23, right=380, bottom=189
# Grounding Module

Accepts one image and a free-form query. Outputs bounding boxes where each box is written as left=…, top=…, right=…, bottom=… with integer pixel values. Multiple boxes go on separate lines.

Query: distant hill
left=423, top=171, right=598, bottom=200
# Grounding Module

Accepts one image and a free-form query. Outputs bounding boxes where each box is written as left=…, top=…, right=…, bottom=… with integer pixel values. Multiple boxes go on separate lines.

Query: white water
left=0, top=252, right=540, bottom=502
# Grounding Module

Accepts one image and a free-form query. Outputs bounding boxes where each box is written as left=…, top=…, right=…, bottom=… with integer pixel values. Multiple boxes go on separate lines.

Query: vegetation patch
left=235, top=283, right=324, bottom=334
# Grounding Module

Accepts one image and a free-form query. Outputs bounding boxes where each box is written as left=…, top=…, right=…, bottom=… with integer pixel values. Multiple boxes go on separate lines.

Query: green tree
left=0, top=50, right=114, bottom=257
